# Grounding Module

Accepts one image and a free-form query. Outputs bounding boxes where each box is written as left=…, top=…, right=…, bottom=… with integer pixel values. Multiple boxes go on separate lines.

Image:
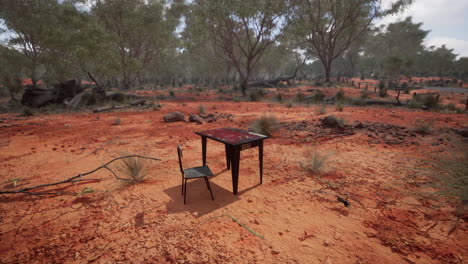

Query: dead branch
left=0, top=155, right=161, bottom=196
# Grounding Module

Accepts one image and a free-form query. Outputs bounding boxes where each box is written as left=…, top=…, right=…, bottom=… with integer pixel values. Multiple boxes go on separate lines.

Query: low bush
left=335, top=89, right=346, bottom=101
left=301, top=148, right=333, bottom=175
left=249, top=114, right=278, bottom=136
left=313, top=90, right=325, bottom=102
left=414, top=120, right=433, bottom=135
left=248, top=89, right=266, bottom=102
left=360, top=91, right=371, bottom=99
left=21, top=107, right=34, bottom=117
left=198, top=104, right=206, bottom=114
left=336, top=103, right=344, bottom=112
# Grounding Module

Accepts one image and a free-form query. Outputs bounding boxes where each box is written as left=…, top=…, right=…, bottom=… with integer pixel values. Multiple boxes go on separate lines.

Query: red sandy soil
left=0, top=85, right=467, bottom=263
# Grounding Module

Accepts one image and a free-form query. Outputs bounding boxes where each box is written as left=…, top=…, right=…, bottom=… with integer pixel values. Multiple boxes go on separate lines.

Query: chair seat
left=184, top=166, right=213, bottom=179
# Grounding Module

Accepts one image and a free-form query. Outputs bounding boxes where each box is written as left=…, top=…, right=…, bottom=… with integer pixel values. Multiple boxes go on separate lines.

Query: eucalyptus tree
left=290, top=0, right=412, bottom=82
left=191, top=0, right=290, bottom=95
left=0, top=0, right=62, bottom=86
left=92, top=0, right=181, bottom=89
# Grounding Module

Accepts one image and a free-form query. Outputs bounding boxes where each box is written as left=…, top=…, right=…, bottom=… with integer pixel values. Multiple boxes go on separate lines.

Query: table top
left=196, top=127, right=268, bottom=145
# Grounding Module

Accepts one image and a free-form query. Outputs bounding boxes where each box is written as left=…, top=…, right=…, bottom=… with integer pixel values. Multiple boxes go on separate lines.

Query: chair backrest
left=177, top=145, right=184, bottom=174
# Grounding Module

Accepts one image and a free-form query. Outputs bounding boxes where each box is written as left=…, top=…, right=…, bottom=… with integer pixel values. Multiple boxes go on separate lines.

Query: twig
left=195, top=214, right=266, bottom=240
left=0, top=155, right=161, bottom=196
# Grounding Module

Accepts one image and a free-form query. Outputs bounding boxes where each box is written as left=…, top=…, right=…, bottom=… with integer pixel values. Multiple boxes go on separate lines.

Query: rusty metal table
left=195, top=127, right=269, bottom=195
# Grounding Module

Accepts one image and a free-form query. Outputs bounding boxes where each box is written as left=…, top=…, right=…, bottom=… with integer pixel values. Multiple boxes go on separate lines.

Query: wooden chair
left=177, top=145, right=214, bottom=204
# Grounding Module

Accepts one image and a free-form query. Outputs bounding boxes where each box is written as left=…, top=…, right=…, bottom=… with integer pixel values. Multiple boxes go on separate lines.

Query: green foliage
left=169, top=90, right=176, bottom=97
left=414, top=94, right=439, bottom=109
left=317, top=106, right=327, bottom=115
left=76, top=187, right=94, bottom=197
left=334, top=89, right=346, bottom=101
left=360, top=91, right=371, bottom=99
left=248, top=89, right=266, bottom=101
left=301, top=148, right=333, bottom=175
left=274, top=92, right=284, bottom=102
left=312, top=90, right=325, bottom=102
left=249, top=114, right=278, bottom=137
left=378, top=86, right=387, bottom=97
left=21, top=107, right=34, bottom=117
left=336, top=103, right=344, bottom=112
left=378, top=80, right=385, bottom=89
left=294, top=92, right=306, bottom=103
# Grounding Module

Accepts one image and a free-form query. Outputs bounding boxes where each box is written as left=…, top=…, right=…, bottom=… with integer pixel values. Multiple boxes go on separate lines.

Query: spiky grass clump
left=335, top=89, right=346, bottom=101
left=414, top=120, right=433, bottom=135
left=118, top=153, right=147, bottom=182
left=411, top=140, right=468, bottom=218
left=249, top=114, right=278, bottom=136
left=301, top=148, right=333, bottom=175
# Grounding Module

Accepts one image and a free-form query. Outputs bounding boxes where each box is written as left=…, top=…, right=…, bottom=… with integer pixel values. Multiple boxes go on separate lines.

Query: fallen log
left=247, top=75, right=295, bottom=88
left=92, top=99, right=147, bottom=113
left=364, top=100, right=400, bottom=106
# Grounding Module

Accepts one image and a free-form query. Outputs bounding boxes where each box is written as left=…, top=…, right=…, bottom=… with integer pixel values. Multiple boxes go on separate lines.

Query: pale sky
left=378, top=0, right=468, bottom=58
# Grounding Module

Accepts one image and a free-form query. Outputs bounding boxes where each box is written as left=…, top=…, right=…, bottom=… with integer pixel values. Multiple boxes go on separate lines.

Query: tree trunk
left=240, top=79, right=247, bottom=96
left=324, top=63, right=331, bottom=82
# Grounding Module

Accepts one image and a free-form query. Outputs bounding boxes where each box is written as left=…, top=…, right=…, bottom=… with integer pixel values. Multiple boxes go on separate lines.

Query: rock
left=189, top=114, right=203, bottom=124
left=354, top=122, right=364, bottom=129
left=163, top=112, right=185, bottom=123
left=129, top=99, right=146, bottom=106
left=321, top=115, right=340, bottom=127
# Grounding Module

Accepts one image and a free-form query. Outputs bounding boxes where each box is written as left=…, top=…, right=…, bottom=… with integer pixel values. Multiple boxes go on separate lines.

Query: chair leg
left=205, top=177, right=214, bottom=201
left=184, top=179, right=187, bottom=204
left=181, top=177, right=184, bottom=195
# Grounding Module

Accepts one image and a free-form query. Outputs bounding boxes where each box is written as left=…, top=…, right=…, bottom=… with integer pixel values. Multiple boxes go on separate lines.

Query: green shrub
left=378, top=80, right=385, bottom=90
left=294, top=92, right=306, bottom=103
left=21, top=107, right=34, bottom=117
left=274, top=93, right=284, bottom=102
left=317, top=105, right=327, bottom=115
left=313, top=90, right=325, bottom=102
left=360, top=91, right=371, bottom=99
left=352, top=98, right=367, bottom=106
left=248, top=89, right=265, bottom=101
left=249, top=114, right=278, bottom=136
left=169, top=90, right=176, bottom=97
left=336, top=103, right=344, bottom=112
left=335, top=89, right=346, bottom=101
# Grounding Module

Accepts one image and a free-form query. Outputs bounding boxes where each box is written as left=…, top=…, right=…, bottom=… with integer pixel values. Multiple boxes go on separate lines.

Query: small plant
left=352, top=98, right=366, bottom=106
left=118, top=153, right=147, bottom=182
left=313, top=90, right=325, bottom=102
left=301, top=148, right=333, bottom=175
left=317, top=105, right=327, bottom=115
left=378, top=80, right=385, bottom=90
left=335, top=89, right=346, bottom=101
left=378, top=81, right=387, bottom=97
left=249, top=114, right=278, bottom=136
left=248, top=89, right=266, bottom=102
left=21, top=107, right=34, bottom=117
left=414, top=120, right=433, bottom=135
left=233, top=97, right=242, bottom=103
left=336, top=103, right=344, bottom=112
left=8, top=178, right=21, bottom=188
left=152, top=104, right=161, bottom=111
left=445, top=103, right=458, bottom=112
left=112, top=117, right=121, bottom=125
left=76, top=187, right=94, bottom=197
left=360, top=91, right=371, bottom=99
left=169, top=90, right=176, bottom=97
left=294, top=92, right=306, bottom=103
left=275, top=93, right=284, bottom=102
left=198, top=104, right=206, bottom=114
left=285, top=101, right=293, bottom=108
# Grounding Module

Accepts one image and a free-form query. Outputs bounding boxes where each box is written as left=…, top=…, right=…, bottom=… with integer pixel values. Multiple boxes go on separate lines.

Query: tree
left=290, top=0, right=412, bottom=82
left=192, top=0, right=289, bottom=95
left=0, top=0, right=62, bottom=86
left=92, top=0, right=181, bottom=89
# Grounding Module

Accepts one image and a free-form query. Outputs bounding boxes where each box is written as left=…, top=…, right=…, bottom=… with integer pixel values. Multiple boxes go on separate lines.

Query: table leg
left=231, top=146, right=240, bottom=195
left=202, top=136, right=207, bottom=166
left=259, top=141, right=263, bottom=184
left=225, top=144, right=231, bottom=170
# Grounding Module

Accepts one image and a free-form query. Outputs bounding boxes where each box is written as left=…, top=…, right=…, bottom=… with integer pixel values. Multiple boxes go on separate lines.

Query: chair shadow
left=163, top=169, right=262, bottom=217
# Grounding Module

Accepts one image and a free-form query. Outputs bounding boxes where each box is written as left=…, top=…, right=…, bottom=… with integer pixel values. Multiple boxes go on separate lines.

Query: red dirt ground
left=0, top=85, right=467, bottom=263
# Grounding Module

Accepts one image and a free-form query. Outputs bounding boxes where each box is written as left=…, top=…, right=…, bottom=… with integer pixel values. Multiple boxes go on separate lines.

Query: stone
left=321, top=115, right=340, bottom=127
left=189, top=114, right=203, bottom=124
left=163, top=112, right=185, bottom=123
left=354, top=122, right=364, bottom=129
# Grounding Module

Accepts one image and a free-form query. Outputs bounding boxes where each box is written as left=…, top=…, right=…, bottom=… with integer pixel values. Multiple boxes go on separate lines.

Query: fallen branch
left=0, top=155, right=161, bottom=196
